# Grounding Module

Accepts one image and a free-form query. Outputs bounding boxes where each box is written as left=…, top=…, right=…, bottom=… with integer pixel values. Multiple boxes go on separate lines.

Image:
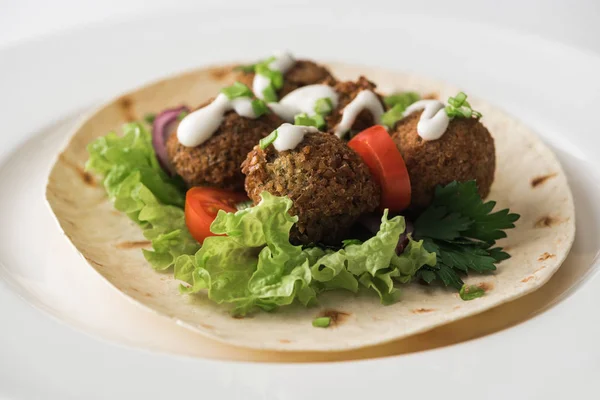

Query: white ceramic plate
left=1, top=6, right=600, bottom=399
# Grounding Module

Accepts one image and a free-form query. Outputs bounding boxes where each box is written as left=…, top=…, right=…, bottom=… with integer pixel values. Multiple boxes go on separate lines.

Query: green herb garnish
left=259, top=129, right=278, bottom=150
left=459, top=284, right=486, bottom=300
left=381, top=92, right=420, bottom=128
left=314, top=97, right=334, bottom=115
left=312, top=317, right=331, bottom=328
left=256, top=64, right=284, bottom=90
left=262, top=86, right=278, bottom=103
left=251, top=99, right=269, bottom=117
left=444, top=92, right=482, bottom=119
left=221, top=81, right=254, bottom=100
left=413, top=181, right=519, bottom=291
left=143, top=113, right=156, bottom=125
left=294, top=113, right=326, bottom=130
left=384, top=91, right=420, bottom=108
left=234, top=56, right=276, bottom=73
left=177, top=110, right=189, bottom=121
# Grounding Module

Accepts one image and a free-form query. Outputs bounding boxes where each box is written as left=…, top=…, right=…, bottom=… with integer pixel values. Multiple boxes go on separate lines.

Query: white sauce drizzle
left=272, top=123, right=319, bottom=152
left=403, top=100, right=450, bottom=141
left=177, top=93, right=259, bottom=147
left=253, top=52, right=296, bottom=101
left=333, top=90, right=384, bottom=138
left=267, top=84, right=339, bottom=121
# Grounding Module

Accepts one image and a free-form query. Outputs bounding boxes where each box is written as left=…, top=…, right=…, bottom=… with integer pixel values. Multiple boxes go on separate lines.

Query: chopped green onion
left=259, top=129, right=278, bottom=150
left=233, top=64, right=256, bottom=73
left=177, top=110, right=189, bottom=121
left=381, top=104, right=406, bottom=128
left=143, top=113, right=156, bottom=125
left=342, top=239, right=363, bottom=247
left=221, top=81, right=254, bottom=100
left=444, top=92, right=482, bottom=120
left=384, top=91, right=420, bottom=108
left=262, top=86, right=278, bottom=103
left=235, top=200, right=254, bottom=211
left=255, top=64, right=284, bottom=90
left=459, top=284, right=485, bottom=301
left=312, top=316, right=331, bottom=328
left=294, top=113, right=326, bottom=130
left=251, top=99, right=269, bottom=117
left=314, top=97, right=334, bottom=115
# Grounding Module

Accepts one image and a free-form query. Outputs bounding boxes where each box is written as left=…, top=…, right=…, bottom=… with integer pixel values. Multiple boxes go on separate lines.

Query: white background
left=1, top=0, right=599, bottom=54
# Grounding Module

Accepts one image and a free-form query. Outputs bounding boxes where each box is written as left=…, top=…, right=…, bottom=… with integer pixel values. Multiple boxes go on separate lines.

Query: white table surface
left=1, top=0, right=600, bottom=54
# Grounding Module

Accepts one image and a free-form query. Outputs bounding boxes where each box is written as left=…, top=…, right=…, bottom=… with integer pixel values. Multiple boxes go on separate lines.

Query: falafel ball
left=242, top=132, right=380, bottom=245
left=166, top=100, right=284, bottom=191
left=235, top=60, right=336, bottom=99
left=391, top=111, right=495, bottom=209
left=326, top=76, right=385, bottom=136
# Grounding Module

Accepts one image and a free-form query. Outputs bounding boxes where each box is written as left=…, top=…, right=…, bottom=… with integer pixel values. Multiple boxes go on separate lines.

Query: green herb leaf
left=177, top=110, right=189, bottom=121
left=459, top=284, right=485, bottom=300
left=259, top=129, right=278, bottom=150
left=221, top=81, right=254, bottom=100
left=414, top=181, right=519, bottom=292
left=381, top=104, right=406, bottom=128
left=234, top=64, right=257, bottom=73
left=312, top=317, right=331, bottom=328
left=314, top=97, right=334, bottom=115
left=251, top=99, right=269, bottom=117
left=143, top=113, right=156, bottom=125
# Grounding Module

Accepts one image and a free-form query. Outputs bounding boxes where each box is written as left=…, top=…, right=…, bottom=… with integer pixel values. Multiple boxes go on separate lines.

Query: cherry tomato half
left=184, top=187, right=249, bottom=244
left=348, top=125, right=411, bottom=212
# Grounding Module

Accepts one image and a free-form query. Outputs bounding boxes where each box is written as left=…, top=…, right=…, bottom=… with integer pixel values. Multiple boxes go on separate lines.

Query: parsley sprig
left=413, top=181, right=519, bottom=290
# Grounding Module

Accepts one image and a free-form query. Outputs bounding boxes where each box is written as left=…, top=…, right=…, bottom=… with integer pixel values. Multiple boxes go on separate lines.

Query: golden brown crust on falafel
left=235, top=60, right=336, bottom=99
left=326, top=76, right=385, bottom=136
left=242, top=132, right=380, bottom=245
left=166, top=103, right=284, bottom=190
left=391, top=111, right=495, bottom=209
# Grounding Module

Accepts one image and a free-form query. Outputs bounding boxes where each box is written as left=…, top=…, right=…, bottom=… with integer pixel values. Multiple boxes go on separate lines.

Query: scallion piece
left=143, top=113, right=156, bottom=125
left=381, top=104, right=406, bottom=128
left=459, top=284, right=485, bottom=301
left=312, top=317, right=331, bottom=328
left=259, top=129, right=278, bottom=150
left=221, top=81, right=253, bottom=100
left=251, top=99, right=269, bottom=117
left=444, top=92, right=483, bottom=120
left=384, top=91, right=420, bottom=108
left=314, top=97, right=334, bottom=115
left=262, top=86, right=278, bottom=103
left=294, top=113, right=325, bottom=130
left=177, top=110, right=189, bottom=121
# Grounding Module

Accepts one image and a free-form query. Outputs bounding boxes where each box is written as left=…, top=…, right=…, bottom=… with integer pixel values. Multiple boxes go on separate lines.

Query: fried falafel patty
left=167, top=101, right=284, bottom=191
left=391, top=111, right=495, bottom=209
left=326, top=76, right=385, bottom=135
left=242, top=132, right=380, bottom=245
left=235, top=60, right=336, bottom=98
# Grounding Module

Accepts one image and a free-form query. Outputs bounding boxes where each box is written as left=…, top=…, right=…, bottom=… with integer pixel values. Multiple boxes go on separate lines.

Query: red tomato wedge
left=185, top=187, right=249, bottom=244
left=348, top=125, right=411, bottom=212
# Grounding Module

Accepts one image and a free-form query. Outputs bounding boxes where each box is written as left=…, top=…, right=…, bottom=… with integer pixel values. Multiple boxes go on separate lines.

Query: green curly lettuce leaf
left=175, top=193, right=436, bottom=315
left=86, top=122, right=199, bottom=270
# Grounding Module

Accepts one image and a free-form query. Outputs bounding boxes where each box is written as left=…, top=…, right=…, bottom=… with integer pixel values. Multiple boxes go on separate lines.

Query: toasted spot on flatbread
left=531, top=173, right=557, bottom=188
left=538, top=252, right=555, bottom=261
left=319, top=309, right=350, bottom=325
left=199, top=323, right=215, bottom=330
left=521, top=275, right=535, bottom=283
left=534, top=266, right=547, bottom=274
left=535, top=216, right=561, bottom=228
left=423, top=92, right=439, bottom=100
left=210, top=66, right=232, bottom=80
left=411, top=308, right=435, bottom=314
left=119, top=96, right=136, bottom=122
left=478, top=282, right=494, bottom=292
left=279, top=339, right=292, bottom=344
left=116, top=240, right=152, bottom=249
left=59, top=154, right=97, bottom=186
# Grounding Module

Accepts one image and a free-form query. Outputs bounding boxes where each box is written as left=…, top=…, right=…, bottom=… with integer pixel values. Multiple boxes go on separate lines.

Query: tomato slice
left=185, top=187, right=249, bottom=244
left=348, top=125, right=411, bottom=212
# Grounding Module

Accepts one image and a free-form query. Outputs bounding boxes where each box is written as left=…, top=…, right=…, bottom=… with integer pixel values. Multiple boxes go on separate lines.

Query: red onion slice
left=152, top=105, right=189, bottom=174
